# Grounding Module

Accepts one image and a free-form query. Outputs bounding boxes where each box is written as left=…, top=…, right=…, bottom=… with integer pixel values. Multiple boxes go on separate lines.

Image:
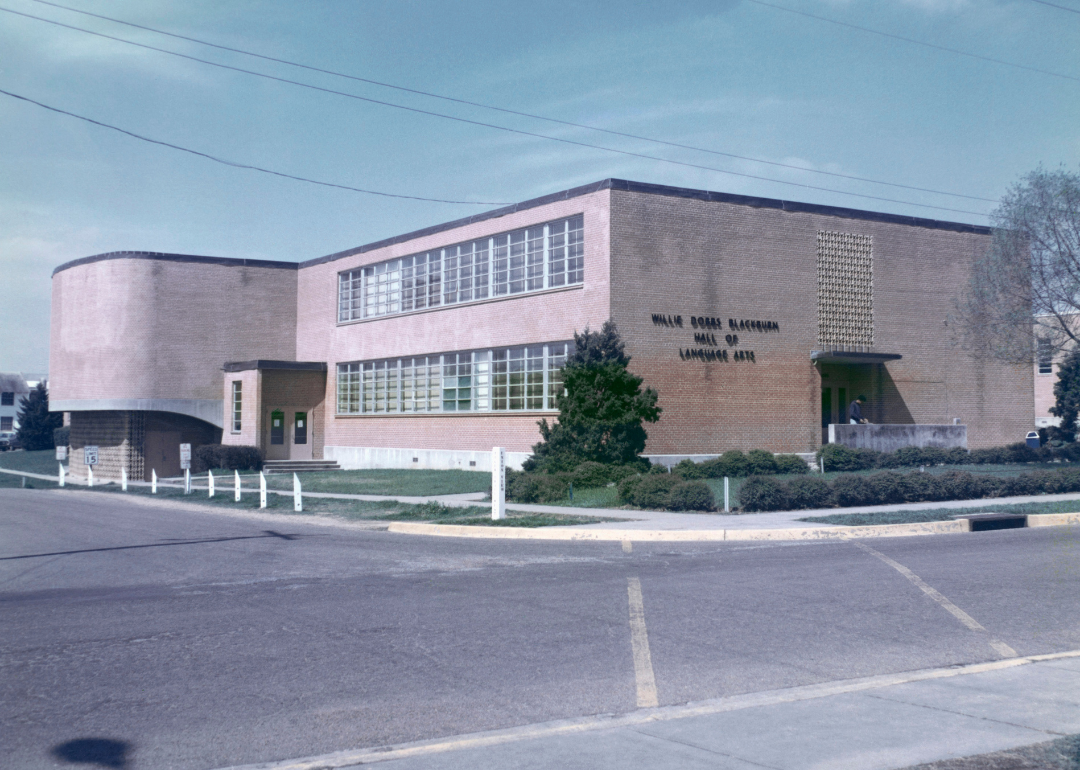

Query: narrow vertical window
left=231, top=381, right=242, bottom=433
left=1038, top=339, right=1054, bottom=374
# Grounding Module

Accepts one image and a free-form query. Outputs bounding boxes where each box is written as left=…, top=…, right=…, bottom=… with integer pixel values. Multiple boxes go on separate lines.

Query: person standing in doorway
left=849, top=395, right=869, bottom=424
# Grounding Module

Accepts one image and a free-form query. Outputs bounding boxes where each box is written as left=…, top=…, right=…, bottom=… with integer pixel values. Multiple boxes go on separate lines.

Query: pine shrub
left=739, top=476, right=788, bottom=512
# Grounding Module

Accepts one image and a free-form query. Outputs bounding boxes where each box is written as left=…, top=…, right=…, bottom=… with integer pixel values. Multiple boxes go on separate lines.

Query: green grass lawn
left=0, top=449, right=64, bottom=475
left=204, top=467, right=493, bottom=497
left=800, top=498, right=1080, bottom=526
left=0, top=474, right=609, bottom=527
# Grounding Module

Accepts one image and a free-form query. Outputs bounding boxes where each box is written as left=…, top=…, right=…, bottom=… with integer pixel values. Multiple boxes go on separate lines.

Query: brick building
left=50, top=179, right=1034, bottom=480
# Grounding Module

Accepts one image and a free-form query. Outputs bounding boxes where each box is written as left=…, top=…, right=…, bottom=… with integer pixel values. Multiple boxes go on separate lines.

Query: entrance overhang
left=811, top=351, right=902, bottom=364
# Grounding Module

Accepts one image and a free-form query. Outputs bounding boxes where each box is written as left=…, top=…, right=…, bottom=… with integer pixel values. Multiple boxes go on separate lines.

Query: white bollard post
left=121, top=467, right=127, bottom=492
left=88, top=466, right=94, bottom=488
left=724, top=476, right=730, bottom=513
left=234, top=470, right=241, bottom=502
left=208, top=469, right=215, bottom=498
left=820, top=457, right=825, bottom=474
left=293, top=473, right=302, bottom=512
left=491, top=446, right=506, bottom=520
left=259, top=472, right=267, bottom=509
left=184, top=468, right=191, bottom=494
left=58, top=463, right=65, bottom=487
left=151, top=468, right=157, bottom=494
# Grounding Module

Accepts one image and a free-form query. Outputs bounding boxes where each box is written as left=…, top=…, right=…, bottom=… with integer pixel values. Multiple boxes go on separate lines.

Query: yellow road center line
left=852, top=541, right=1018, bottom=658
left=627, top=576, right=659, bottom=708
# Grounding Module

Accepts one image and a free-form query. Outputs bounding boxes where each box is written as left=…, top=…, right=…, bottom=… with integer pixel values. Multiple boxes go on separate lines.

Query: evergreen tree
left=525, top=321, right=660, bottom=472
left=1051, top=348, right=1080, bottom=443
left=15, top=381, right=62, bottom=451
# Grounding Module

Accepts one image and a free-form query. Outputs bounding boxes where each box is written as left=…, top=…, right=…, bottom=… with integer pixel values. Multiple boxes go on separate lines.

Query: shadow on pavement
left=2, top=530, right=305, bottom=561
left=51, top=737, right=131, bottom=768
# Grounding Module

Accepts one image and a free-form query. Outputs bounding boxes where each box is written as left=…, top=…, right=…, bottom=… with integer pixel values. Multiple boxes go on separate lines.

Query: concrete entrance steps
left=262, top=460, right=341, bottom=474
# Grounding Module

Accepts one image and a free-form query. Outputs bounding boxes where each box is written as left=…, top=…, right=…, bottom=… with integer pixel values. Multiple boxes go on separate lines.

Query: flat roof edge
left=224, top=360, right=327, bottom=372
left=53, top=251, right=299, bottom=277
left=299, top=180, right=614, bottom=268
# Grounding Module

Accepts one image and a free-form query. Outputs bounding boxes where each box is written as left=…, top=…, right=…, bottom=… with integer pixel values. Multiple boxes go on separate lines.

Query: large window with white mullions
left=337, top=342, right=572, bottom=414
left=337, top=215, right=583, bottom=323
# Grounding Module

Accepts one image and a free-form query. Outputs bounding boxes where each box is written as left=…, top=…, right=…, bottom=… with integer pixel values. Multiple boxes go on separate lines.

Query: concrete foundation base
left=324, top=446, right=529, bottom=472
left=828, top=424, right=967, bottom=452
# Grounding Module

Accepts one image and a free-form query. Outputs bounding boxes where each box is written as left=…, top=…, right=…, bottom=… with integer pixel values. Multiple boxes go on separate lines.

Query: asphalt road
left=2, top=488, right=1078, bottom=769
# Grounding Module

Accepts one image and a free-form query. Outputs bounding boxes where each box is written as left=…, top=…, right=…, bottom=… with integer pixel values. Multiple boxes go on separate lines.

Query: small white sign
left=84, top=445, right=98, bottom=466
left=179, top=443, right=191, bottom=470
left=56, top=445, right=67, bottom=461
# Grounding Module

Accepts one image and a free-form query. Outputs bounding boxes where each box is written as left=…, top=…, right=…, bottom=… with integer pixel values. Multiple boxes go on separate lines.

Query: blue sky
left=1, top=0, right=1078, bottom=373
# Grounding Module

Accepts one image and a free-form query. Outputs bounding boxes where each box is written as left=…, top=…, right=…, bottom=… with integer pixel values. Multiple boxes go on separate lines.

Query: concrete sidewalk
left=227, top=652, right=1080, bottom=770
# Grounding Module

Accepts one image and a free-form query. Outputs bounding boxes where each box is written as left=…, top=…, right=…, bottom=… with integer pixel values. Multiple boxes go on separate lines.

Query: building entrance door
left=291, top=410, right=312, bottom=461
left=266, top=410, right=288, bottom=460
left=821, top=382, right=850, bottom=443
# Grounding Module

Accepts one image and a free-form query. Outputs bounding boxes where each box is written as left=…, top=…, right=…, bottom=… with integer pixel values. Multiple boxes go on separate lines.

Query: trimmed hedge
left=191, top=444, right=263, bottom=473
left=672, top=450, right=810, bottom=479
left=739, top=466, right=1080, bottom=512
left=816, top=441, right=1080, bottom=473
left=617, top=473, right=715, bottom=511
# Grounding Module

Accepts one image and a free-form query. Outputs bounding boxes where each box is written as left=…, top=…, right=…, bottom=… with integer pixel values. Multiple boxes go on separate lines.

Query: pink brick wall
left=297, top=190, right=612, bottom=453
left=51, top=258, right=297, bottom=404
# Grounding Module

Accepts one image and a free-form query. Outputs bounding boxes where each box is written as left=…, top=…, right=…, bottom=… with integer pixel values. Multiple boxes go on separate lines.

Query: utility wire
left=25, top=0, right=996, bottom=204
left=1026, top=0, right=1080, bottom=15
left=743, top=0, right=1080, bottom=83
left=0, top=6, right=992, bottom=217
left=0, top=87, right=510, bottom=205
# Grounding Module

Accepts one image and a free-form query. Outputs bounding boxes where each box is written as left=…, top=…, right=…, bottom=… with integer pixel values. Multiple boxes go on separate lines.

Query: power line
left=24, top=0, right=997, bottom=204
left=743, top=0, right=1080, bottom=83
left=0, top=87, right=510, bottom=205
left=1025, top=0, right=1080, bottom=15
left=0, top=6, right=993, bottom=218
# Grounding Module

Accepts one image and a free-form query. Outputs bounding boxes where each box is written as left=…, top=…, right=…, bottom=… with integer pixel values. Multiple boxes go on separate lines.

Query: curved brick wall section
left=50, top=256, right=298, bottom=413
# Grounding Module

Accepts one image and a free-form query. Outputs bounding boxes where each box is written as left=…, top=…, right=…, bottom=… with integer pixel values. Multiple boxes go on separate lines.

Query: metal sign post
left=491, top=447, right=506, bottom=520
left=208, top=470, right=215, bottom=498
left=234, top=470, right=241, bottom=502
left=58, top=463, right=65, bottom=487
left=151, top=468, right=157, bottom=494
left=259, top=472, right=267, bottom=509
left=121, top=467, right=127, bottom=492
left=293, top=473, right=302, bottom=512
left=184, top=468, right=191, bottom=494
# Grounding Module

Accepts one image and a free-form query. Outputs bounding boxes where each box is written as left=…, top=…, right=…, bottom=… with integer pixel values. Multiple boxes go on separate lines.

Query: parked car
left=0, top=431, right=19, bottom=451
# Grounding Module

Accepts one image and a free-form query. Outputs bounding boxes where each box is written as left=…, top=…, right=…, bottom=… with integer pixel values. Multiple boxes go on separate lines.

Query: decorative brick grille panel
left=817, top=231, right=873, bottom=348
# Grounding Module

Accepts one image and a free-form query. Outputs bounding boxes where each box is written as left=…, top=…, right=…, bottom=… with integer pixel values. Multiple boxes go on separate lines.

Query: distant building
left=0, top=373, right=31, bottom=436
left=49, top=179, right=1034, bottom=480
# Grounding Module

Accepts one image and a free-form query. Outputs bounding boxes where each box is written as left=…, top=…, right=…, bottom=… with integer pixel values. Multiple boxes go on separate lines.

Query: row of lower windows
left=338, top=215, right=583, bottom=322
left=337, top=342, right=572, bottom=414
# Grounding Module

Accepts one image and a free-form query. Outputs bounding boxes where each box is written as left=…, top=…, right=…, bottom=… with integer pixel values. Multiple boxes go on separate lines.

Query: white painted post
left=724, top=476, right=730, bottom=513
left=234, top=470, right=241, bottom=502
left=208, top=470, right=215, bottom=498
left=184, top=468, right=191, bottom=494
left=259, top=472, right=267, bottom=509
left=121, top=467, right=127, bottom=492
left=87, top=466, right=94, bottom=488
left=293, top=473, right=302, bottom=512
left=151, top=468, right=157, bottom=494
left=491, top=446, right=506, bottom=520
left=58, top=463, right=65, bottom=487
left=820, top=457, right=825, bottom=474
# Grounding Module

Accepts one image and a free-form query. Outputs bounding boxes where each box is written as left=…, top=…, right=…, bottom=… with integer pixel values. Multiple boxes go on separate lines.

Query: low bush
left=191, top=444, right=262, bottom=473
left=817, top=443, right=877, bottom=472
left=745, top=449, right=779, bottom=475
left=628, top=474, right=679, bottom=508
left=774, top=454, right=810, bottom=475
left=784, top=475, right=831, bottom=509
left=507, top=471, right=570, bottom=503
left=667, top=480, right=715, bottom=511
left=569, top=461, right=639, bottom=488
left=717, top=450, right=749, bottom=477
left=739, top=476, right=788, bottom=512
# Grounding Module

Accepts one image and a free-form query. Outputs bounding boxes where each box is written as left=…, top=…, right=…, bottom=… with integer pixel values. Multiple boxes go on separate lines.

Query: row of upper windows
left=337, top=342, right=572, bottom=415
left=337, top=215, right=583, bottom=323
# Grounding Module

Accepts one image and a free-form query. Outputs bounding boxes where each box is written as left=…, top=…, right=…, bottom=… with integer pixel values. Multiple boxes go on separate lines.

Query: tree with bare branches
left=953, top=167, right=1080, bottom=364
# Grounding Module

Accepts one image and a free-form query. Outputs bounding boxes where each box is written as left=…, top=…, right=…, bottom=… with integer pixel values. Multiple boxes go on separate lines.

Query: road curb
left=385, top=518, right=976, bottom=541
